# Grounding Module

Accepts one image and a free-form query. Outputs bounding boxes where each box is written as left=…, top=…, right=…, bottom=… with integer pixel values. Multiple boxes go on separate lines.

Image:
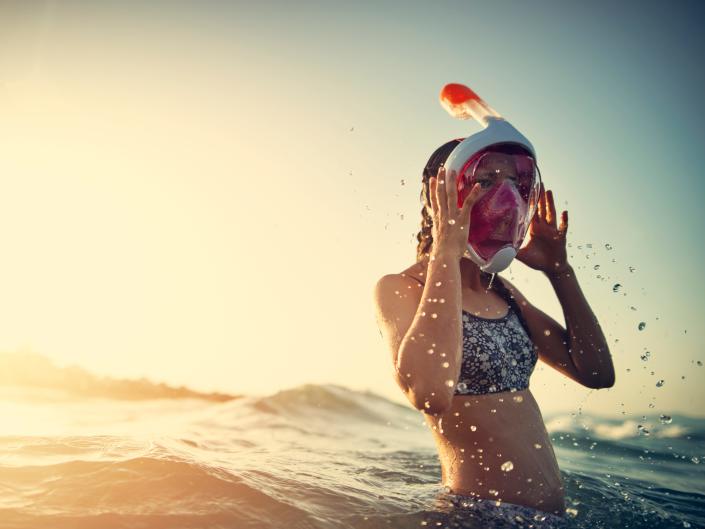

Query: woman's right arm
left=374, top=167, right=481, bottom=415
left=391, top=246, right=464, bottom=414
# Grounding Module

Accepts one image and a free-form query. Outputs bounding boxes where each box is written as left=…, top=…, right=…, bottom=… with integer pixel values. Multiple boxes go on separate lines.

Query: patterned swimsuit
left=404, top=273, right=538, bottom=396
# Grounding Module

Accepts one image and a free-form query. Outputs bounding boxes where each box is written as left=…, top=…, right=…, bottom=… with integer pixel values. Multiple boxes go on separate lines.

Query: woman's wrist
left=430, top=243, right=463, bottom=262
left=545, top=262, right=574, bottom=281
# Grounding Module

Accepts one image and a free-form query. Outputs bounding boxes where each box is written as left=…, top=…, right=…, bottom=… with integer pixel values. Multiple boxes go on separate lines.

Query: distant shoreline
left=0, top=352, right=241, bottom=402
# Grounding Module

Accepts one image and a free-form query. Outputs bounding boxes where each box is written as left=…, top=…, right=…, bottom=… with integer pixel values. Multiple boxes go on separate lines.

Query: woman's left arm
left=509, top=183, right=615, bottom=389
left=503, top=270, right=615, bottom=389
left=545, top=265, right=615, bottom=388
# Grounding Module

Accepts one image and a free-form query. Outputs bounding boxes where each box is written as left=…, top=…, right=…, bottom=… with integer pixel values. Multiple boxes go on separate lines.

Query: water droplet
left=439, top=298, right=445, bottom=303
left=442, top=361, right=449, bottom=368
left=565, top=508, right=579, bottom=518
left=637, top=424, right=650, bottom=436
left=640, top=351, right=650, bottom=361
left=659, top=415, right=672, bottom=424
left=629, top=266, right=636, bottom=273
left=697, top=361, right=703, bottom=367
left=534, top=443, right=542, bottom=449
left=446, top=379, right=455, bottom=387
left=489, top=489, right=499, bottom=496
left=513, top=395, right=523, bottom=403
left=605, top=243, right=613, bottom=250
left=470, top=425, right=477, bottom=431
left=424, top=401, right=431, bottom=409
left=431, top=313, right=438, bottom=319
left=427, top=348, right=434, bottom=354
left=612, top=284, right=622, bottom=293
left=400, top=179, right=405, bottom=186
left=638, top=322, right=646, bottom=331
left=490, top=408, right=497, bottom=413
left=435, top=281, right=442, bottom=287
left=656, top=380, right=664, bottom=387
left=501, top=461, right=514, bottom=472
left=593, top=264, right=600, bottom=270
left=543, top=329, right=551, bottom=336
left=456, top=382, right=467, bottom=392
left=448, top=219, right=456, bottom=225
left=692, top=457, right=700, bottom=465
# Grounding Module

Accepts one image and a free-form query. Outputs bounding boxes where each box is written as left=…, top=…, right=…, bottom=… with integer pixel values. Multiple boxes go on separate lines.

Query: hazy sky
left=1, top=0, right=704, bottom=417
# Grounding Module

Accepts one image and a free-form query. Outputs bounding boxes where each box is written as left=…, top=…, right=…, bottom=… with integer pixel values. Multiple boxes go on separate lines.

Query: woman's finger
left=459, top=182, right=482, bottom=229
left=429, top=177, right=439, bottom=219
left=445, top=169, right=459, bottom=214
left=546, top=190, right=557, bottom=229
left=558, top=210, right=568, bottom=238
left=435, top=165, right=449, bottom=220
left=537, top=183, right=546, bottom=223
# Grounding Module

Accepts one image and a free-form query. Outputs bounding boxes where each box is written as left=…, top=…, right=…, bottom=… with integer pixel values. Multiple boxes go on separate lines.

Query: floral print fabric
left=455, top=307, right=538, bottom=395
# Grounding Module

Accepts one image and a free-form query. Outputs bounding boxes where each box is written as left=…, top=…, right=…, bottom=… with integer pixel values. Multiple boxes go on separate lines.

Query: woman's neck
left=419, top=253, right=494, bottom=293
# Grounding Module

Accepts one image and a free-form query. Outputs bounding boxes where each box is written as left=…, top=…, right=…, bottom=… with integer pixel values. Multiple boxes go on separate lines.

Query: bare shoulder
left=372, top=264, right=426, bottom=388
left=495, top=275, right=545, bottom=325
left=496, top=275, right=531, bottom=308
left=497, top=274, right=567, bottom=342
left=372, top=263, right=425, bottom=322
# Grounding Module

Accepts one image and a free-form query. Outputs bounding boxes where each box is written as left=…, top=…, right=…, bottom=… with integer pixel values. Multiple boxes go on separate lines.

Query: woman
left=373, top=139, right=615, bottom=523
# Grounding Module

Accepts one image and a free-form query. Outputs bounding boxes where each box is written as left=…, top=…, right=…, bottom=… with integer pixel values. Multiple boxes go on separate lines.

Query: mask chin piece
left=479, top=246, right=516, bottom=274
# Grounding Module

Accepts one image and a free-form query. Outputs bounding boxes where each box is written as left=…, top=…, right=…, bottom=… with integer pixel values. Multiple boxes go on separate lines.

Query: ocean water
left=0, top=384, right=703, bottom=529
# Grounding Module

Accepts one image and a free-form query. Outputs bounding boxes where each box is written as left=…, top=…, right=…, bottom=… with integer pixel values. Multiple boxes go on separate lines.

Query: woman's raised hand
left=429, top=166, right=483, bottom=259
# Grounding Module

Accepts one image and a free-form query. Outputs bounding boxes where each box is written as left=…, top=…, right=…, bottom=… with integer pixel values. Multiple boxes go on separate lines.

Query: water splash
left=487, top=273, right=496, bottom=290
left=500, top=461, right=514, bottom=472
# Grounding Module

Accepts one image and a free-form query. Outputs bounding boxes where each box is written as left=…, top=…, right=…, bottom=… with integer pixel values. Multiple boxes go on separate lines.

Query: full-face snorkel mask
left=439, top=83, right=542, bottom=273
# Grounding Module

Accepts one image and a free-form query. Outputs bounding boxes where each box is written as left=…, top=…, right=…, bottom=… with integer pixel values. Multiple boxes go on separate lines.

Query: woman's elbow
left=583, top=373, right=615, bottom=389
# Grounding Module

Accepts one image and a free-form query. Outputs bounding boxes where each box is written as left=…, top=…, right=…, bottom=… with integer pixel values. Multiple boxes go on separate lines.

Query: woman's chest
left=460, top=312, right=537, bottom=374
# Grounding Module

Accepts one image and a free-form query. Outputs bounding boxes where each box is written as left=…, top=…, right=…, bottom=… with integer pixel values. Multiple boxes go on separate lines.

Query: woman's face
left=424, top=152, right=521, bottom=217
left=458, top=152, right=519, bottom=205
